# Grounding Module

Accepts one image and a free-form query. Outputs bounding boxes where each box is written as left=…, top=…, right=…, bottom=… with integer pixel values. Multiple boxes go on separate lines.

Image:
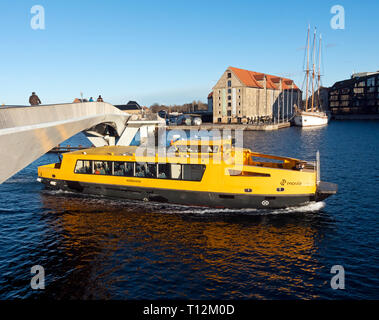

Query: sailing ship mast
left=305, top=25, right=310, bottom=112
left=317, top=34, right=322, bottom=111
left=311, top=28, right=316, bottom=113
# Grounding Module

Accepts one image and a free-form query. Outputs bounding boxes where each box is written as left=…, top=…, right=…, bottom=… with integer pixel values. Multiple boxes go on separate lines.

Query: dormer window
left=227, top=72, right=231, bottom=78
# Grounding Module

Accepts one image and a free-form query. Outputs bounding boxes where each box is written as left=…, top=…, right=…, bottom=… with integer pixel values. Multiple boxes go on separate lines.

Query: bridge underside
left=0, top=102, right=130, bottom=184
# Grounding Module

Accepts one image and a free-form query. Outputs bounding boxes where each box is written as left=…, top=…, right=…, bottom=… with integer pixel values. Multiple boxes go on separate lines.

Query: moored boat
left=294, top=111, right=329, bottom=127
left=37, top=139, right=337, bottom=209
left=294, top=26, right=329, bottom=127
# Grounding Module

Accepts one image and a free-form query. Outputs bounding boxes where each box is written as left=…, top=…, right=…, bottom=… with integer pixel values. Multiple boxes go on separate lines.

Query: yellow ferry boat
left=37, top=139, right=337, bottom=209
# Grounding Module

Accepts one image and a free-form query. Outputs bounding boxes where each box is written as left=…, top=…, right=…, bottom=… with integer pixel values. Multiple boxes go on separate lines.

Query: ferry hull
left=40, top=178, right=335, bottom=209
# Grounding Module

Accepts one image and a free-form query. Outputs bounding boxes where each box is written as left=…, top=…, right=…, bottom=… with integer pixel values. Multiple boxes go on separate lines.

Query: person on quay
left=97, top=95, right=104, bottom=102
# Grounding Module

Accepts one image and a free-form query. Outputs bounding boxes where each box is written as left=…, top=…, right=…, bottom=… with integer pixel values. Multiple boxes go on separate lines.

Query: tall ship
left=37, top=139, right=337, bottom=209
left=294, top=26, right=329, bottom=127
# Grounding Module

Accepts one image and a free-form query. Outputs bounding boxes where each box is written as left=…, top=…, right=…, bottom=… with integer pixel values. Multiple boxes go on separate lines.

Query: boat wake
left=43, top=188, right=326, bottom=216
left=160, top=201, right=326, bottom=216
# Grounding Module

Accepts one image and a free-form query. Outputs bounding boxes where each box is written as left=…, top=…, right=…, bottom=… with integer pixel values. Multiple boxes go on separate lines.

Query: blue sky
left=0, top=0, right=378, bottom=106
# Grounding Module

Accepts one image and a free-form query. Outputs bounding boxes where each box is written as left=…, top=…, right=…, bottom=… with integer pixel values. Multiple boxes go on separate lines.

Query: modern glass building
left=329, top=71, right=379, bottom=118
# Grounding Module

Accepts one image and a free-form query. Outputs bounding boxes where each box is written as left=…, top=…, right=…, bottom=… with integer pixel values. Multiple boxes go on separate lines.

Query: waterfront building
left=211, top=67, right=301, bottom=124
left=115, top=101, right=143, bottom=114
left=329, top=71, right=379, bottom=119
left=115, top=100, right=146, bottom=120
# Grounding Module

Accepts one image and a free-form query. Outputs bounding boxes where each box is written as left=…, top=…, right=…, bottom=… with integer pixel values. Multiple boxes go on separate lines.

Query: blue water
left=0, top=121, right=378, bottom=299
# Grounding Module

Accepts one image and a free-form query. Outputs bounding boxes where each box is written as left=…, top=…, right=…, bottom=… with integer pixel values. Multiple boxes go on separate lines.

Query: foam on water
left=43, top=189, right=326, bottom=216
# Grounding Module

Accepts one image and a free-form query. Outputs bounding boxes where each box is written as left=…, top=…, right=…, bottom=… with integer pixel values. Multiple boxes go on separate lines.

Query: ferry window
left=125, top=162, right=134, bottom=176
left=135, top=163, right=147, bottom=177
left=229, top=169, right=270, bottom=177
left=114, top=161, right=134, bottom=177
left=94, top=161, right=112, bottom=175
left=158, top=163, right=170, bottom=179
left=75, top=160, right=92, bottom=174
left=171, top=164, right=182, bottom=180
left=146, top=163, right=157, bottom=178
left=182, top=164, right=206, bottom=181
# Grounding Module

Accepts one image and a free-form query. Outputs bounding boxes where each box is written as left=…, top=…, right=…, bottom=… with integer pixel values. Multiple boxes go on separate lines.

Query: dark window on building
left=228, top=80, right=231, bottom=87
left=218, top=118, right=221, bottom=123
left=228, top=89, right=231, bottom=94
left=227, top=110, right=231, bottom=116
left=227, top=72, right=231, bottom=78
left=367, top=77, right=375, bottom=87
left=228, top=102, right=231, bottom=107
left=228, top=95, right=231, bottom=100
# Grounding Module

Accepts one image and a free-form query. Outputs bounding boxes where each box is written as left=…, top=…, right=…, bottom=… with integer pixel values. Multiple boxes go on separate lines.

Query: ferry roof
left=68, top=145, right=138, bottom=156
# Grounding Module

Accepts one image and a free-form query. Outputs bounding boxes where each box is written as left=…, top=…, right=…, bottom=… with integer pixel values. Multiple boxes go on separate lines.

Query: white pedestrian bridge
left=0, top=102, right=158, bottom=183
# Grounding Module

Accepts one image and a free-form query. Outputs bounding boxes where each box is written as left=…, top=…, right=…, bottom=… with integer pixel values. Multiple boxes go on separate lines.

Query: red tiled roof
left=228, top=66, right=299, bottom=91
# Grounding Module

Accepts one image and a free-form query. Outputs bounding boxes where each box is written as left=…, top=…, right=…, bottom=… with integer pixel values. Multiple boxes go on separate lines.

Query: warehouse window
left=228, top=80, right=231, bottom=87
left=227, top=72, right=231, bottom=78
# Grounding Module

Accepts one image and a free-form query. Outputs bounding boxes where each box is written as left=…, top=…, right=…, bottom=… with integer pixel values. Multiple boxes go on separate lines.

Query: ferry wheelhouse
left=37, top=139, right=337, bottom=209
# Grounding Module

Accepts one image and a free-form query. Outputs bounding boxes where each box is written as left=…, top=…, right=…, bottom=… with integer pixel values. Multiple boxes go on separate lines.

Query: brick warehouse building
left=211, top=67, right=301, bottom=124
